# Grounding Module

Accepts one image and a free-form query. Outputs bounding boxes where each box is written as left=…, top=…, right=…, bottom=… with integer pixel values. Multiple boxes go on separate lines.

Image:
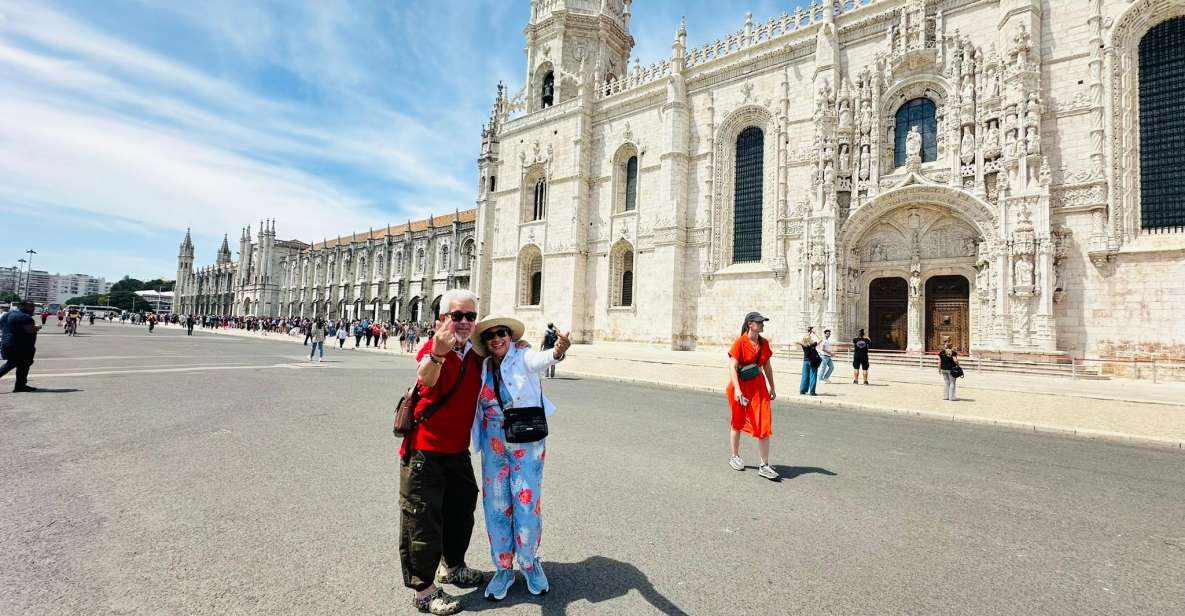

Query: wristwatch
left=429, top=353, right=446, bottom=365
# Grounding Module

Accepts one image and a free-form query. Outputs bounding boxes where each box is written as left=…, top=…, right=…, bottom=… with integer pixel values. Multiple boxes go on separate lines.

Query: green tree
left=0, top=290, right=21, bottom=303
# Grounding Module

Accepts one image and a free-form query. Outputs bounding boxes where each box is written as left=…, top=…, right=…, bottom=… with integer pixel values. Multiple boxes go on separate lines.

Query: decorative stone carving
left=906, top=126, right=922, bottom=164
left=960, top=126, right=975, bottom=164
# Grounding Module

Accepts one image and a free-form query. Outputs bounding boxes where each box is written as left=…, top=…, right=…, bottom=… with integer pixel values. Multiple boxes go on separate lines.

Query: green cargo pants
left=399, top=449, right=479, bottom=591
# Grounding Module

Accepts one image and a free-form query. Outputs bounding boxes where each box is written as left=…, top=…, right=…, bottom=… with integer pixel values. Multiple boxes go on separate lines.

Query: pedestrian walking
left=725, top=312, right=779, bottom=481
left=354, top=321, right=364, bottom=348
left=337, top=322, right=349, bottom=349
left=400, top=289, right=486, bottom=615
left=0, top=300, right=41, bottom=392
left=186, top=314, right=194, bottom=335
left=471, top=315, right=569, bottom=600
left=798, top=327, right=820, bottom=396
left=818, top=329, right=835, bottom=383
left=308, top=318, right=326, bottom=362
left=540, top=323, right=558, bottom=379
left=852, top=328, right=871, bottom=385
left=939, top=338, right=961, bottom=401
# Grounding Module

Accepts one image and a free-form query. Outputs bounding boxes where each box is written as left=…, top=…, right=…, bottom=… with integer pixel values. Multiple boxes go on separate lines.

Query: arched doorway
left=409, top=297, right=421, bottom=323
left=926, top=275, right=970, bottom=352
left=868, top=277, right=908, bottom=350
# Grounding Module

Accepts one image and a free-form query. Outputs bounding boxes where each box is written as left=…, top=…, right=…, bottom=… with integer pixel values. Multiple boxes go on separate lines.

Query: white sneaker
left=757, top=465, right=779, bottom=480
left=729, top=456, right=744, bottom=471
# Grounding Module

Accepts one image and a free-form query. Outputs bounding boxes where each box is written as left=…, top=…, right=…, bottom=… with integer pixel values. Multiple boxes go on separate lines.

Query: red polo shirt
left=403, top=340, right=483, bottom=455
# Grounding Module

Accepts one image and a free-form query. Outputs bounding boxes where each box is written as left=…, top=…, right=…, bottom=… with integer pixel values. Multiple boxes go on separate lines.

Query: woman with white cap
left=470, top=315, right=570, bottom=601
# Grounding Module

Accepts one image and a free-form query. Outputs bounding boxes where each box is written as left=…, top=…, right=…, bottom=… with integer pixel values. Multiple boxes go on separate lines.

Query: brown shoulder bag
left=393, top=356, right=469, bottom=438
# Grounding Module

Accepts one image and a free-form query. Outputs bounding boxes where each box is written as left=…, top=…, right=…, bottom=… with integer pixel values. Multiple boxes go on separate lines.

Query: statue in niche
left=859, top=146, right=871, bottom=180
left=811, top=268, right=825, bottom=293
left=909, top=271, right=921, bottom=298
left=976, top=262, right=991, bottom=294
left=1025, top=126, right=1040, bottom=155
left=839, top=98, right=852, bottom=130
left=962, top=76, right=975, bottom=102
left=1004, top=130, right=1017, bottom=158
left=989, top=70, right=1001, bottom=99
left=859, top=99, right=874, bottom=133
left=906, top=126, right=922, bottom=161
left=960, top=126, right=976, bottom=164
left=823, top=160, right=835, bottom=186
left=986, top=124, right=1001, bottom=155
left=1014, top=255, right=1033, bottom=286
left=839, top=144, right=850, bottom=174
left=1026, top=92, right=1041, bottom=125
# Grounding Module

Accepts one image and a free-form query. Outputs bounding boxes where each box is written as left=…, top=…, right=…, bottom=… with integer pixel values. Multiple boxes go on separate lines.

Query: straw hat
left=471, top=315, right=526, bottom=357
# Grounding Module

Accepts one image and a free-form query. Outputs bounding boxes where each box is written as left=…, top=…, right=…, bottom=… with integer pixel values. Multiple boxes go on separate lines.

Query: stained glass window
left=1139, top=17, right=1185, bottom=230
left=894, top=98, right=937, bottom=168
left=733, top=127, right=764, bottom=263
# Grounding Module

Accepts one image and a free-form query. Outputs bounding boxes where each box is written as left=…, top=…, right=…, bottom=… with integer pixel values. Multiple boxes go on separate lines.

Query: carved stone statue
left=960, top=126, right=976, bottom=164
left=823, top=160, right=835, bottom=186
left=986, top=124, right=1001, bottom=156
left=1025, top=126, right=1040, bottom=155
left=859, top=146, right=871, bottom=181
left=1014, top=255, right=1033, bottom=286
left=906, top=126, right=922, bottom=162
left=839, top=144, right=850, bottom=173
left=909, top=271, right=921, bottom=298
left=1004, top=130, right=1017, bottom=158
left=811, top=268, right=825, bottom=293
left=962, top=76, right=975, bottom=102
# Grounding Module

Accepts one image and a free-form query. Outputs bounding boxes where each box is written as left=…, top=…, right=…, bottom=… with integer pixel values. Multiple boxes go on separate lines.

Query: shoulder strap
left=415, top=353, right=469, bottom=426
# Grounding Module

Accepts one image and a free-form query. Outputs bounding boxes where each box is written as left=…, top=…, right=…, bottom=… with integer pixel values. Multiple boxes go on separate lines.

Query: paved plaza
left=3, top=322, right=1185, bottom=615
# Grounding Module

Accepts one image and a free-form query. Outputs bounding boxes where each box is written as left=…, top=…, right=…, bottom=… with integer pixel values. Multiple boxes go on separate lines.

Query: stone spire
left=217, top=234, right=232, bottom=265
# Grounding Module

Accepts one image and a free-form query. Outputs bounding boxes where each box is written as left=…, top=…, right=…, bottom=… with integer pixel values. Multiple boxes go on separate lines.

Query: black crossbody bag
left=491, top=366, right=549, bottom=443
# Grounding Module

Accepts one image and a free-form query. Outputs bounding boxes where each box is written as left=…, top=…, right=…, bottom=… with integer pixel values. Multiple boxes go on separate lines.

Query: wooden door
left=925, top=275, right=970, bottom=352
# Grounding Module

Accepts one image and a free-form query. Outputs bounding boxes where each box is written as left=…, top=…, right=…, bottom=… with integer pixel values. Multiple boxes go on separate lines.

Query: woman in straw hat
left=470, top=315, right=570, bottom=601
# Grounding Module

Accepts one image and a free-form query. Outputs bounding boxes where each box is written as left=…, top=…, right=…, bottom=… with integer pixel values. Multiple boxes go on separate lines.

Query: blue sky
left=0, top=0, right=786, bottom=281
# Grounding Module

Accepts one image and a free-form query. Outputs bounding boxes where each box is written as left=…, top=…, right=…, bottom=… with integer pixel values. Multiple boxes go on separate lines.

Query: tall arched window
left=1139, top=16, right=1185, bottom=230
left=610, top=241, right=635, bottom=307
left=541, top=71, right=555, bottom=108
left=462, top=240, right=476, bottom=270
left=533, top=178, right=547, bottom=221
left=624, top=156, right=639, bottom=211
left=894, top=98, right=938, bottom=167
left=415, top=248, right=425, bottom=273
left=519, top=246, right=543, bottom=306
left=439, top=245, right=449, bottom=270
left=733, top=126, right=764, bottom=263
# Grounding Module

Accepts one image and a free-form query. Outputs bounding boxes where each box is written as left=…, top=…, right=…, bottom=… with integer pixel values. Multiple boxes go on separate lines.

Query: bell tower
left=523, top=0, right=634, bottom=112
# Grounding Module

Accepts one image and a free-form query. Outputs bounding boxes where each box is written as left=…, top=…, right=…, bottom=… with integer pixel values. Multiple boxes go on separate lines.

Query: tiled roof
left=307, top=210, right=477, bottom=251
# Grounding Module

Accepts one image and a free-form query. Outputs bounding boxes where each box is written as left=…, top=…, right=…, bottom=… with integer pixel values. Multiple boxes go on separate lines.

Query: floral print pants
left=479, top=420, right=546, bottom=571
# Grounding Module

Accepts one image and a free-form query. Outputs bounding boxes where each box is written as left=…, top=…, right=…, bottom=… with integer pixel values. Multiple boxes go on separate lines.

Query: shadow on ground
left=466, top=555, right=688, bottom=615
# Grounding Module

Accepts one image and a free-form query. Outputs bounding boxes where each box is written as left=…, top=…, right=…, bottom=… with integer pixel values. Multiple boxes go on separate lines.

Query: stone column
left=907, top=284, right=924, bottom=353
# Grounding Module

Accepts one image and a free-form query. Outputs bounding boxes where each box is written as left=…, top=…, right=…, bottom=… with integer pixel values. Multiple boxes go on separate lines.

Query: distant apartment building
left=0, top=267, right=111, bottom=304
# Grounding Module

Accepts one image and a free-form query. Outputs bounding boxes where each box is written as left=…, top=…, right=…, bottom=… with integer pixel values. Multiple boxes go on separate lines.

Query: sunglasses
left=480, top=327, right=512, bottom=342
left=446, top=311, right=478, bottom=322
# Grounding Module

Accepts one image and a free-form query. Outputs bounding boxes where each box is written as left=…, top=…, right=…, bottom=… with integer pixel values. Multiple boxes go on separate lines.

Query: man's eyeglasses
left=446, top=311, right=478, bottom=322
left=480, top=327, right=512, bottom=342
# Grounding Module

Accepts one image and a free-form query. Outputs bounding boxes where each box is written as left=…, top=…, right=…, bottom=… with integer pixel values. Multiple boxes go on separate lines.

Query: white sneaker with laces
left=729, top=456, right=744, bottom=471
left=757, top=464, right=779, bottom=480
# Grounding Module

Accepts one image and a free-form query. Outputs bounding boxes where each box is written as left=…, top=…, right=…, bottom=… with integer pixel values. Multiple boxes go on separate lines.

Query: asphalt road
left=2, top=322, right=1183, bottom=615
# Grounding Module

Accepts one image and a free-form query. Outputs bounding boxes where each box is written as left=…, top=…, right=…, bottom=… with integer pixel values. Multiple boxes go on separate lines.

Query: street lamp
left=14, top=258, right=27, bottom=298
left=23, top=249, right=36, bottom=304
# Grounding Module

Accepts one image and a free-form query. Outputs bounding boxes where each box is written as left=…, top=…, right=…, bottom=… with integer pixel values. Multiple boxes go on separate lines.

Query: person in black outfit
left=0, top=300, right=41, bottom=392
left=541, top=322, right=558, bottom=379
left=852, top=328, right=871, bottom=385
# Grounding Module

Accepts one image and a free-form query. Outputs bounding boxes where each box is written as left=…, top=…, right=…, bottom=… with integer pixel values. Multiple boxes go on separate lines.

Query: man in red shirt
left=401, top=289, right=485, bottom=615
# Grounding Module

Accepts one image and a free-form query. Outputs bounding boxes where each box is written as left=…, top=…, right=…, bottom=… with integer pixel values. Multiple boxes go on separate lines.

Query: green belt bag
left=738, top=362, right=761, bottom=381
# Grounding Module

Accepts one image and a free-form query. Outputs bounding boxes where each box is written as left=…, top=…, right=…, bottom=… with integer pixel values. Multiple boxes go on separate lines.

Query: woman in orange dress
left=725, top=311, right=779, bottom=481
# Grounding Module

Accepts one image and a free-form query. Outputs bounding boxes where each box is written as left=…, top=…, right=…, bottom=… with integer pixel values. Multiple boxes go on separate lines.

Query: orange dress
left=725, top=335, right=773, bottom=438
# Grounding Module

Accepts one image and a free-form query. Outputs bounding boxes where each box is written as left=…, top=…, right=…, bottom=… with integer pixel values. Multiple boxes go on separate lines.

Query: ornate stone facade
left=473, top=0, right=1185, bottom=359
left=175, top=212, right=477, bottom=321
